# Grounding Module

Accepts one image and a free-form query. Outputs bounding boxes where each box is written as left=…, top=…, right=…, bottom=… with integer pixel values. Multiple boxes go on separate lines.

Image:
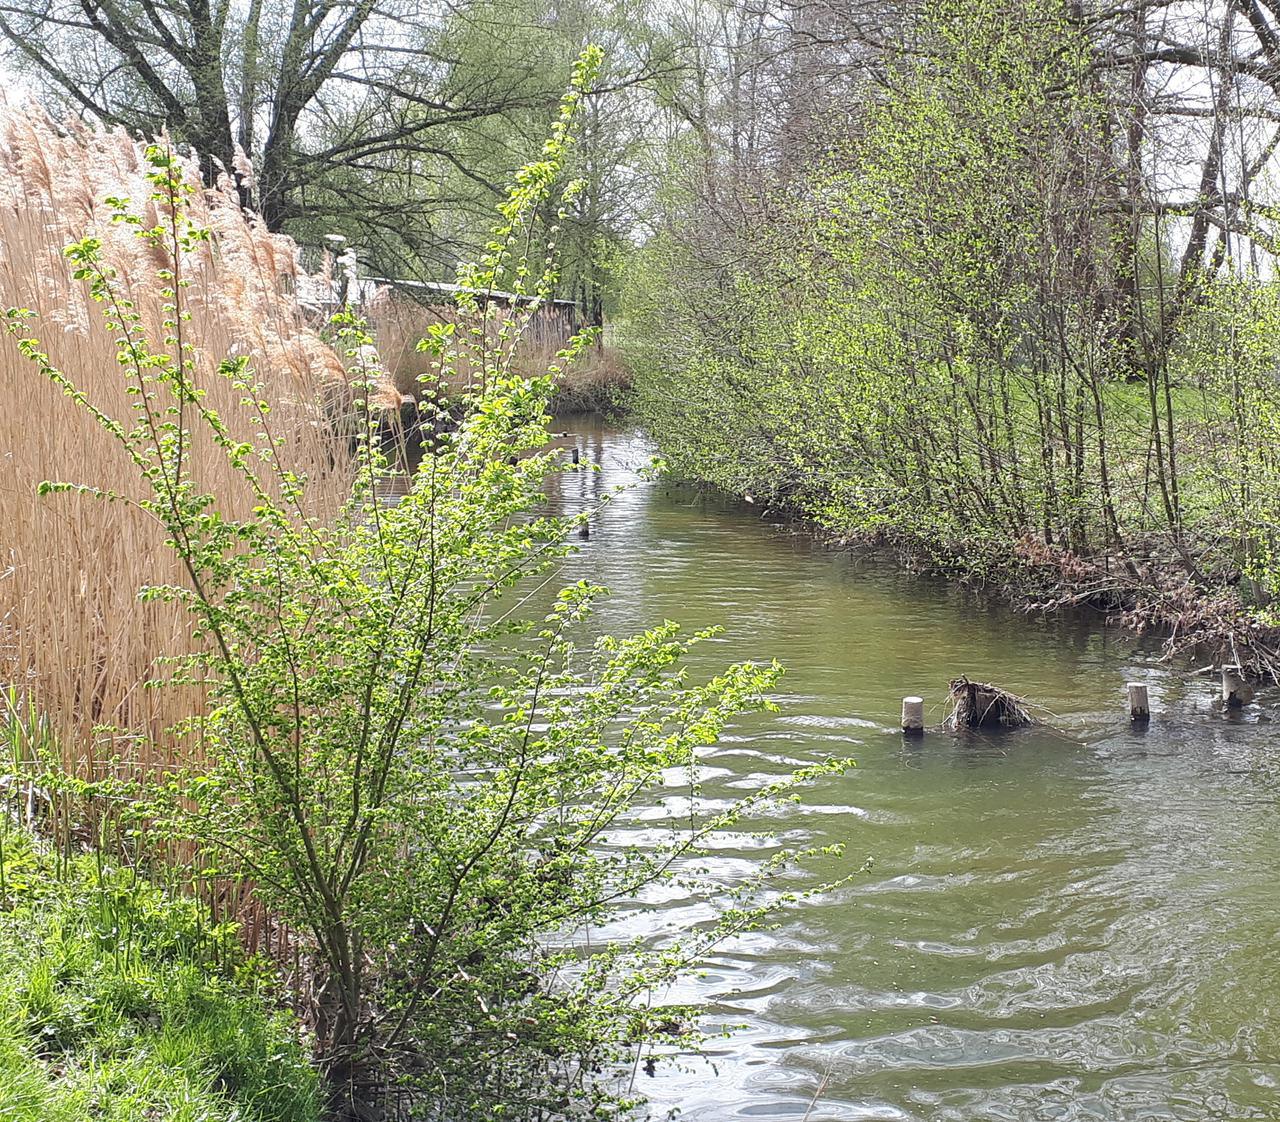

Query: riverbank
left=833, top=526, right=1280, bottom=683
left=619, top=382, right=1280, bottom=687
left=560, top=387, right=1280, bottom=681
left=593, top=381, right=1280, bottom=684
left=716, top=497, right=1280, bottom=684
left=0, top=821, right=318, bottom=1122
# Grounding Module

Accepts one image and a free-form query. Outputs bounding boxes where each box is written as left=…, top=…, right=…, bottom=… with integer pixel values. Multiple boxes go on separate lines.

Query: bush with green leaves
left=5, top=47, right=850, bottom=1120
left=625, top=0, right=1280, bottom=656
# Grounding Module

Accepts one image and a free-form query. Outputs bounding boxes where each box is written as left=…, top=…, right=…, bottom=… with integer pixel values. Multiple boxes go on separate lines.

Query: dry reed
left=366, top=287, right=627, bottom=411
left=0, top=107, right=351, bottom=808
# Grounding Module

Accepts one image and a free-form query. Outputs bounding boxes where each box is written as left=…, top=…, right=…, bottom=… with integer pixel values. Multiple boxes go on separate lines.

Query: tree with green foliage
left=626, top=0, right=1280, bottom=670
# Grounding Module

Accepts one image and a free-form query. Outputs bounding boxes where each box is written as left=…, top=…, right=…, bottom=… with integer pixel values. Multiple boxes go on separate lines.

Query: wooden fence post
left=1127, top=682, right=1150, bottom=722
left=901, top=696, right=924, bottom=736
left=1223, top=665, right=1252, bottom=709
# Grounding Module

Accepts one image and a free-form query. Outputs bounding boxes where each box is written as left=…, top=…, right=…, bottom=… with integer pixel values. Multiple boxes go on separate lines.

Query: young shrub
left=6, top=47, right=851, bottom=1122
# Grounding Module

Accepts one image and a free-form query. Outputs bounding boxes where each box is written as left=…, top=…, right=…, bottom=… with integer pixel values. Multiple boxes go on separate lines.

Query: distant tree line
left=0, top=0, right=680, bottom=315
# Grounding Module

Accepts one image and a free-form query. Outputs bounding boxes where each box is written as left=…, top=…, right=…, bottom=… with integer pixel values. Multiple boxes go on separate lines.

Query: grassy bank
left=0, top=821, right=318, bottom=1121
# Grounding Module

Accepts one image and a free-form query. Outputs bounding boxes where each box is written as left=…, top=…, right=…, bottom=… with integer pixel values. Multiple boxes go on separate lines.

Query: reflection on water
left=542, top=417, right=1280, bottom=1122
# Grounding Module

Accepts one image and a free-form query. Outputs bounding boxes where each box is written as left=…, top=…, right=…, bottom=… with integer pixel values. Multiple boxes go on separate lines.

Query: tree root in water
left=945, top=676, right=1035, bottom=729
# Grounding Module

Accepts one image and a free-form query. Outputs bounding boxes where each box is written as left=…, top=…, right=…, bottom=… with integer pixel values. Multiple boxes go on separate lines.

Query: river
left=542, top=416, right=1280, bottom=1121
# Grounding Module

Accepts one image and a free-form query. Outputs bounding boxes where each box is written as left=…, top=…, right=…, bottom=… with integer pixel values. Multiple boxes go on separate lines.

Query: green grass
left=0, top=823, right=319, bottom=1122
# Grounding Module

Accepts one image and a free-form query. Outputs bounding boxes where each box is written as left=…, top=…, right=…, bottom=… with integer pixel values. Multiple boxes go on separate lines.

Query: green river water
left=544, top=416, right=1280, bottom=1122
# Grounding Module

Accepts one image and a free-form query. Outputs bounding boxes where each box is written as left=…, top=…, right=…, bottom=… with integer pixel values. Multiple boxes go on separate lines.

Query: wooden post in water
left=1127, top=682, right=1149, bottom=723
left=901, top=696, right=924, bottom=736
left=571, top=447, right=581, bottom=468
left=1222, top=664, right=1252, bottom=708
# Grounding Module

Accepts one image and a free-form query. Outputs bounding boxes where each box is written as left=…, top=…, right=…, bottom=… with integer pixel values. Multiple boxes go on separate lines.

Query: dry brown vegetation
left=0, top=108, right=352, bottom=796
left=366, top=287, right=627, bottom=412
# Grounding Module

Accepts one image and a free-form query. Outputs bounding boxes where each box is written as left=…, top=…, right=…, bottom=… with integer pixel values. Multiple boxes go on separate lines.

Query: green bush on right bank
left=623, top=0, right=1280, bottom=612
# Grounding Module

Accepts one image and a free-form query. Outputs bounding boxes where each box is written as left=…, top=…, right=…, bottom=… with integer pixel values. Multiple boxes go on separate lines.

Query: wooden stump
left=946, top=676, right=1033, bottom=729
left=901, top=696, right=924, bottom=735
left=1127, top=682, right=1150, bottom=723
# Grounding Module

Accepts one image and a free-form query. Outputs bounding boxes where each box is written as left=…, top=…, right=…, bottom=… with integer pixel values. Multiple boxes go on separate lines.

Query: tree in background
left=0, top=0, right=674, bottom=285
left=623, top=0, right=1280, bottom=668
left=625, top=0, right=1280, bottom=360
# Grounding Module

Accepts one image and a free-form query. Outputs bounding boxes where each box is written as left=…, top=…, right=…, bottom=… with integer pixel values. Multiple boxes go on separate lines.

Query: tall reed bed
left=367, top=287, right=626, bottom=412
left=0, top=109, right=350, bottom=821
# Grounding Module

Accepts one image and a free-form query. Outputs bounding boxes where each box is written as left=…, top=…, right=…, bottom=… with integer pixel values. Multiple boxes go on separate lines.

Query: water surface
left=544, top=417, right=1280, bottom=1122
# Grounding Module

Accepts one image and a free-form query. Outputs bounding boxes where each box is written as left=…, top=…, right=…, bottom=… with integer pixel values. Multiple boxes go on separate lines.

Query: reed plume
left=0, top=107, right=350, bottom=810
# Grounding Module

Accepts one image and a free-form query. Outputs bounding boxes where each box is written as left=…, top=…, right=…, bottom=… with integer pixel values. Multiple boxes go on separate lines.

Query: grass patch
left=0, top=823, right=319, bottom=1122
